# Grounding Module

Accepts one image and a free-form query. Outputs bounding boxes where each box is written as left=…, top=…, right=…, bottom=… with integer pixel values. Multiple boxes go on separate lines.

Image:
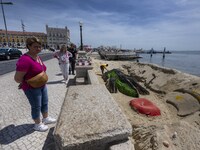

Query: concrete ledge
left=54, top=84, right=132, bottom=150
left=75, top=65, right=93, bottom=78
left=87, top=70, right=99, bottom=84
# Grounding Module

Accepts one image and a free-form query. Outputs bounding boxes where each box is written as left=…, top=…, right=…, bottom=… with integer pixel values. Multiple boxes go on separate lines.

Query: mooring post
left=163, top=47, right=166, bottom=59
left=150, top=48, right=153, bottom=57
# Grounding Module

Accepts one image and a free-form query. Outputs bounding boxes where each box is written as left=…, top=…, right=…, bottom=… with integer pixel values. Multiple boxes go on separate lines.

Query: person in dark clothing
left=68, top=43, right=77, bottom=75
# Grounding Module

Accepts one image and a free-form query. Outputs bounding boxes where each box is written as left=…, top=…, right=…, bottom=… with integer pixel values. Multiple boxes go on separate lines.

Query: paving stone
left=0, top=58, right=66, bottom=149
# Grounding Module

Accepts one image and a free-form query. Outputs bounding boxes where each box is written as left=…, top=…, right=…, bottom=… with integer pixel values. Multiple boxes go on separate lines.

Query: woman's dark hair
left=26, top=37, right=41, bottom=50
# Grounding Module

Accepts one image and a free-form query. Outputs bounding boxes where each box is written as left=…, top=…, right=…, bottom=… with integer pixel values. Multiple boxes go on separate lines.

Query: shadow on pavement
left=55, top=73, right=62, bottom=76
left=66, top=77, right=76, bottom=87
left=42, top=127, right=55, bottom=150
left=47, top=80, right=64, bottom=85
left=0, top=124, right=34, bottom=144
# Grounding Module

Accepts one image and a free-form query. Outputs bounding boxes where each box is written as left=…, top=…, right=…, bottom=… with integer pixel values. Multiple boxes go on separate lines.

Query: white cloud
left=1, top=0, right=200, bottom=50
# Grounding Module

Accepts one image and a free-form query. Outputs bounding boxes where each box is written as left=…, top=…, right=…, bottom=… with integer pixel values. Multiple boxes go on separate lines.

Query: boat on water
left=98, top=49, right=142, bottom=60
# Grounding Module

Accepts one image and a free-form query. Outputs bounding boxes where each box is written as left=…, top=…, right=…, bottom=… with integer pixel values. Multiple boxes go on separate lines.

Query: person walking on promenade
left=14, top=37, right=56, bottom=132
left=54, top=45, right=72, bottom=83
left=68, top=43, right=77, bottom=75
left=100, top=64, right=109, bottom=74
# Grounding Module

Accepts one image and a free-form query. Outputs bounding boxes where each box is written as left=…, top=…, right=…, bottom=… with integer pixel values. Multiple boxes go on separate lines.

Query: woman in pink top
left=14, top=37, right=56, bottom=132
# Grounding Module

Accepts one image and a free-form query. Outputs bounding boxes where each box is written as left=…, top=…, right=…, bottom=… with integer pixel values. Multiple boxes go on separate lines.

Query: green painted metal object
left=104, top=69, right=139, bottom=97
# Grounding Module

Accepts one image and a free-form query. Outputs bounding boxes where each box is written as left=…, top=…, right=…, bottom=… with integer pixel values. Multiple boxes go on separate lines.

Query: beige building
left=46, top=25, right=70, bottom=50
left=0, top=29, right=47, bottom=48
left=0, top=25, right=70, bottom=49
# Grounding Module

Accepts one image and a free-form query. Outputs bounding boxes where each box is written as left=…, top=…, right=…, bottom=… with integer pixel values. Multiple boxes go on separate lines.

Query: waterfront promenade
left=0, top=58, right=71, bottom=150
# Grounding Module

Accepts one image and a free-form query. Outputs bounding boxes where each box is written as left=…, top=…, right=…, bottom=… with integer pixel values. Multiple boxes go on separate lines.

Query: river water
left=139, top=51, right=200, bottom=77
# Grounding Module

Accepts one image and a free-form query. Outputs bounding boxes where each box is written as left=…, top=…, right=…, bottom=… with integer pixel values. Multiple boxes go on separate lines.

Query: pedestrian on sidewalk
left=68, top=43, right=77, bottom=75
left=14, top=37, right=56, bottom=132
left=54, top=45, right=72, bottom=83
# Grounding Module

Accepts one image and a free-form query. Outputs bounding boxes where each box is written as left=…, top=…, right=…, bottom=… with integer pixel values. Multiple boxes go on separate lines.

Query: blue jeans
left=24, top=85, right=48, bottom=120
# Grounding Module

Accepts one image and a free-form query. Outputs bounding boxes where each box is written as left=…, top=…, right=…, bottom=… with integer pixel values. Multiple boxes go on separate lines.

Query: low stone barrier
left=87, top=70, right=99, bottom=84
left=75, top=65, right=94, bottom=85
left=75, top=65, right=93, bottom=79
left=53, top=84, right=132, bottom=150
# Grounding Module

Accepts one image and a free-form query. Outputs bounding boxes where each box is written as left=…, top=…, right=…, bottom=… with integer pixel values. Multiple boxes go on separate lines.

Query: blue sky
left=1, top=0, right=200, bottom=50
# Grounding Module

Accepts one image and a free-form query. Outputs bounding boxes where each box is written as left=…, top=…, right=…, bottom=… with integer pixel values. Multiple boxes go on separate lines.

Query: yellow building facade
left=0, top=29, right=47, bottom=48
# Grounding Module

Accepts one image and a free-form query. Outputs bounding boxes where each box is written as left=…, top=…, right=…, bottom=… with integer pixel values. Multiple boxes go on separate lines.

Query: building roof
left=0, top=29, right=46, bottom=36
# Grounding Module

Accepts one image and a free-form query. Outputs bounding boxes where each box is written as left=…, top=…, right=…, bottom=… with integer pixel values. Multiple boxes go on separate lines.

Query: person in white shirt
left=54, top=45, right=72, bottom=83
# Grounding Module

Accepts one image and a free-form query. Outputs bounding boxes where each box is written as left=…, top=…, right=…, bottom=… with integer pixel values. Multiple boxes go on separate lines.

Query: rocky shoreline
left=91, top=54, right=200, bottom=150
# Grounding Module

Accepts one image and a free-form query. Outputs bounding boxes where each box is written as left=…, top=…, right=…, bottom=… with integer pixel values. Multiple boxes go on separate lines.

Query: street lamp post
left=0, top=0, right=13, bottom=47
left=79, top=21, right=83, bottom=51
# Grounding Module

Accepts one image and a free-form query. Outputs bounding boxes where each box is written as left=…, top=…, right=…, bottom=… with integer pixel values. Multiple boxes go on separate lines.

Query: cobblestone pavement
left=0, top=58, right=75, bottom=150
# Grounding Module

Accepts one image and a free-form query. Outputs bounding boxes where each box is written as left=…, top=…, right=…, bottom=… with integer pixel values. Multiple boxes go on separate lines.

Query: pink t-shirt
left=16, top=54, right=47, bottom=91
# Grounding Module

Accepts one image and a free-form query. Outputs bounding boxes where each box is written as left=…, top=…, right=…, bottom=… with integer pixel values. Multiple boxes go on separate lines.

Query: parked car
left=0, top=48, right=22, bottom=60
left=49, top=47, right=56, bottom=52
